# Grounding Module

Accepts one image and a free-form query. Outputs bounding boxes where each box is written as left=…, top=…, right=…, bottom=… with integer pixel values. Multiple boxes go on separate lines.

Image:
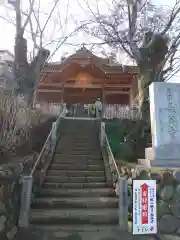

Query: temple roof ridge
left=69, top=46, right=98, bottom=59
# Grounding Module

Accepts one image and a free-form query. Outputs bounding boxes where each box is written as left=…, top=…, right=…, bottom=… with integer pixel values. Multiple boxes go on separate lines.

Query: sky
left=0, top=0, right=179, bottom=82
left=0, top=0, right=108, bottom=60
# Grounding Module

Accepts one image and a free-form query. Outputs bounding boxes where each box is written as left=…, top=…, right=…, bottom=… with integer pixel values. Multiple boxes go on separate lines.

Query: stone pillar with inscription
left=143, top=82, right=180, bottom=168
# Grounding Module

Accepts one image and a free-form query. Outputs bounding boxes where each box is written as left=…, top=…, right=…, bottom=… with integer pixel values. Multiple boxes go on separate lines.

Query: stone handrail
left=100, top=122, right=120, bottom=189
left=30, top=125, right=54, bottom=176
left=100, top=121, right=128, bottom=231
left=18, top=104, right=66, bottom=228
left=104, top=134, right=121, bottom=188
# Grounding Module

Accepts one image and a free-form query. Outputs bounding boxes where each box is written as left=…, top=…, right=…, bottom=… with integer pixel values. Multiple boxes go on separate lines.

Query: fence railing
left=36, top=103, right=140, bottom=119
left=103, top=104, right=140, bottom=119
left=36, top=102, right=64, bottom=117
left=100, top=121, right=128, bottom=231
left=18, top=104, right=66, bottom=227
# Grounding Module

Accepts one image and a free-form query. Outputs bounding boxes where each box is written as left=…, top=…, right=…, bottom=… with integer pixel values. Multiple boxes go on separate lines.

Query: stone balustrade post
left=51, top=122, right=57, bottom=140
left=118, top=177, right=128, bottom=231
left=51, top=121, right=57, bottom=153
left=100, top=122, right=105, bottom=147
left=18, top=176, right=33, bottom=227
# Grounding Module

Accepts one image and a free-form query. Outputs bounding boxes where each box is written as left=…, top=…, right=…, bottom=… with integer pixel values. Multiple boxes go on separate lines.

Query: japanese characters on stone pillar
left=144, top=82, right=180, bottom=168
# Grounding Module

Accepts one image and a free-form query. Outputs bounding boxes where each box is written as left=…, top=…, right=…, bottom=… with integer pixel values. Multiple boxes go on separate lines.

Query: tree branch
left=126, top=0, right=140, bottom=60
left=161, top=0, right=180, bottom=35
left=21, top=0, right=36, bottom=36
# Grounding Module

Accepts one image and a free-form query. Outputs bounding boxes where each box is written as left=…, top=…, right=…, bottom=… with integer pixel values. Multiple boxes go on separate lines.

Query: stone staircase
left=30, top=119, right=120, bottom=239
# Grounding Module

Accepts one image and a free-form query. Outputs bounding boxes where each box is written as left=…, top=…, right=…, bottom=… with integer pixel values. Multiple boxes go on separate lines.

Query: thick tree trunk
left=138, top=70, right=156, bottom=145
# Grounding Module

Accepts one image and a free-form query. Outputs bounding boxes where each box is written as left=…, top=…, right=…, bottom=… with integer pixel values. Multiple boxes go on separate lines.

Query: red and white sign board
left=132, top=180, right=157, bottom=235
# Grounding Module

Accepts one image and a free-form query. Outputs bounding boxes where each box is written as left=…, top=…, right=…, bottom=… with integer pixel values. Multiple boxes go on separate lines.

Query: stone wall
left=120, top=166, right=180, bottom=234
left=0, top=162, right=22, bottom=240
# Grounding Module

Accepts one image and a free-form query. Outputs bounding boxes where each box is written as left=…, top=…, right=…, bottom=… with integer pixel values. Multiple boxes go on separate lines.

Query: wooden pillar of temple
left=61, top=82, right=65, bottom=104
left=101, top=76, right=106, bottom=115
left=129, top=88, right=134, bottom=108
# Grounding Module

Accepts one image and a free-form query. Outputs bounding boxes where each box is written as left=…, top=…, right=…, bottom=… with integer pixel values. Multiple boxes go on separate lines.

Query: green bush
left=104, top=118, right=142, bottom=162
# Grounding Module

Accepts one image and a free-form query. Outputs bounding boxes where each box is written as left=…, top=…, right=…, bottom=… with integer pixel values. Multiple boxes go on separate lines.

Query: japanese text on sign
left=133, top=180, right=157, bottom=235
left=141, top=183, right=148, bottom=224
left=166, top=88, right=178, bottom=139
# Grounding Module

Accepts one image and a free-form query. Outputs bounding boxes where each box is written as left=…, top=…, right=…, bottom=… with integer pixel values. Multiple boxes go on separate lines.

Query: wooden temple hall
left=37, top=47, right=139, bottom=117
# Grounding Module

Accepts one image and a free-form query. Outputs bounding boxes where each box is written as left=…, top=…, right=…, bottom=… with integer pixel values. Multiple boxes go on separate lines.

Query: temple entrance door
left=64, top=88, right=101, bottom=104
left=63, top=87, right=102, bottom=118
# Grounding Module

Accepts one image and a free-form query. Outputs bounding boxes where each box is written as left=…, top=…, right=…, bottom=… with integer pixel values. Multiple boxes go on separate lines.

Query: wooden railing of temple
left=103, top=104, right=139, bottom=119
left=36, top=102, right=140, bottom=119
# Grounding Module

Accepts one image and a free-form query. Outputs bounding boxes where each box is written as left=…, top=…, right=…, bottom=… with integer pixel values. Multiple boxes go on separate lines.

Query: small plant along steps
left=30, top=119, right=120, bottom=240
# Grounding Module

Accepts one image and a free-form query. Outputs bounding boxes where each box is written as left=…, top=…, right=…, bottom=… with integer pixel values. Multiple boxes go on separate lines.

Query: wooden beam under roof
left=38, top=89, right=129, bottom=94
left=39, top=83, right=132, bottom=88
left=105, top=90, right=130, bottom=94
left=38, top=89, right=63, bottom=93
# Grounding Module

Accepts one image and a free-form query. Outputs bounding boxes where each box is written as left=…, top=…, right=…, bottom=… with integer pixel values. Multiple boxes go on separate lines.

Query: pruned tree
left=82, top=0, right=180, bottom=142
left=2, top=0, right=82, bottom=108
left=6, top=0, right=48, bottom=108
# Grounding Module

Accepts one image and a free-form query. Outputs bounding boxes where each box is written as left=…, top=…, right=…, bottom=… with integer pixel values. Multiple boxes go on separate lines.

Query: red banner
left=141, top=183, right=149, bottom=224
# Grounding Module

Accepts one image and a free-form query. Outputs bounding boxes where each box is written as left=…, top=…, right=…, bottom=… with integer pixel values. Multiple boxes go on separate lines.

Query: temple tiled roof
left=45, top=47, right=138, bottom=74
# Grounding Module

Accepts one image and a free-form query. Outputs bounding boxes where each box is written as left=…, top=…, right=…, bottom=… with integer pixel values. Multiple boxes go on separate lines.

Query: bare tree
left=82, top=0, right=180, bottom=141
left=0, top=0, right=84, bottom=162
left=3, top=0, right=82, bottom=108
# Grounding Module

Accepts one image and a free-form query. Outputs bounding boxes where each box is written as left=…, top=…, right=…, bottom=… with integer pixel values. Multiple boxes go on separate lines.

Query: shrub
left=0, top=91, right=31, bottom=163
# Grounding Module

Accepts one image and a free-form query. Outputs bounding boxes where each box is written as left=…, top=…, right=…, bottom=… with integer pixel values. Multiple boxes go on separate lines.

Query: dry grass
left=0, top=91, right=52, bottom=162
left=0, top=91, right=30, bottom=156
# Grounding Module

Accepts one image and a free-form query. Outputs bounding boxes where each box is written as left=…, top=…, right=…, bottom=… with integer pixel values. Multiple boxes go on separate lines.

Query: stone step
left=54, top=151, right=102, bottom=156
left=33, top=224, right=119, bottom=233
left=57, top=152, right=102, bottom=157
left=61, top=127, right=98, bottom=130
left=57, top=138, right=99, bottom=142
left=39, top=188, right=115, bottom=197
left=30, top=208, right=118, bottom=225
left=56, top=147, right=101, bottom=152
left=55, top=146, right=101, bottom=152
left=59, top=137, right=99, bottom=140
left=53, top=154, right=102, bottom=159
left=56, top=141, right=99, bottom=145
left=53, top=153, right=102, bottom=158
left=47, top=170, right=105, bottom=177
left=58, top=136, right=99, bottom=140
left=50, top=164, right=104, bottom=171
left=32, top=197, right=118, bottom=209
left=56, top=143, right=100, bottom=147
left=61, top=129, right=99, bottom=133
left=44, top=176, right=106, bottom=183
left=30, top=225, right=121, bottom=240
left=53, top=155, right=102, bottom=161
left=57, top=142, right=99, bottom=146
left=58, top=138, right=99, bottom=141
left=52, top=159, right=103, bottom=165
left=42, top=182, right=109, bottom=190
left=59, top=149, right=101, bottom=152
left=60, top=124, right=98, bottom=127
left=58, top=134, right=98, bottom=137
